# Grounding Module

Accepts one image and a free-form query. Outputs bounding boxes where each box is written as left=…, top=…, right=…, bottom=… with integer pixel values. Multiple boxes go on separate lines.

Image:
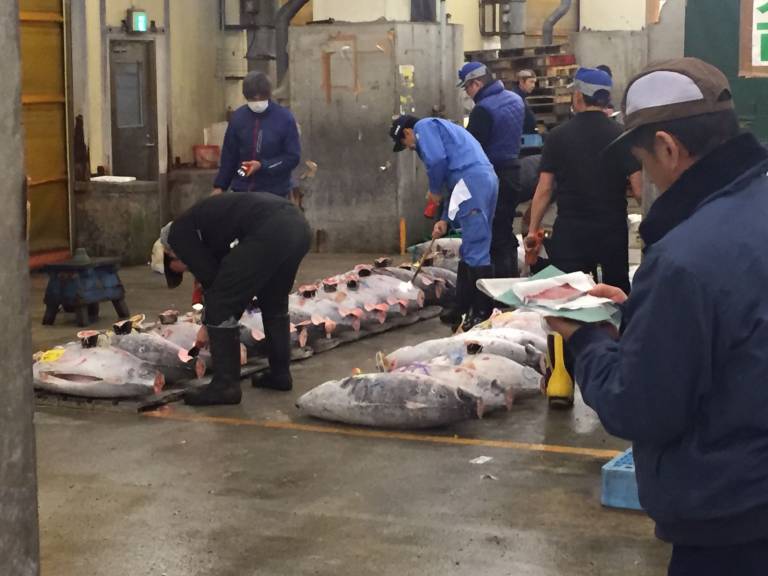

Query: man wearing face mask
left=213, top=71, right=301, bottom=197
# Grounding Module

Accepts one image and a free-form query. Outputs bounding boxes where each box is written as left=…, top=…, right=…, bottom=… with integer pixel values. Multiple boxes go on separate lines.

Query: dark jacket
left=214, top=101, right=301, bottom=196
left=467, top=80, right=525, bottom=167
left=167, top=192, right=301, bottom=289
left=569, top=133, right=768, bottom=546
left=512, top=85, right=537, bottom=134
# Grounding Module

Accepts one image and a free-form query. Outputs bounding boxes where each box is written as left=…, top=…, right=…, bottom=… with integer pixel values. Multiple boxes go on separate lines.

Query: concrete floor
left=31, top=254, right=669, bottom=576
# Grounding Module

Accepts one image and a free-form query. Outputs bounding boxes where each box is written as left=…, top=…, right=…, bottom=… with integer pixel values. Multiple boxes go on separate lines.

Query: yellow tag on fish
left=39, top=349, right=65, bottom=363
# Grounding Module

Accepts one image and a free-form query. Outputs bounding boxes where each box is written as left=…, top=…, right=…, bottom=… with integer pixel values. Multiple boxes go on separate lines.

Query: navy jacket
left=467, top=80, right=524, bottom=167
left=569, top=133, right=768, bottom=546
left=214, top=101, right=301, bottom=197
left=512, top=85, right=537, bottom=134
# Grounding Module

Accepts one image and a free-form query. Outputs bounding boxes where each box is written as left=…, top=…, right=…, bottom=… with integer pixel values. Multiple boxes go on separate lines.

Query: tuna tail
left=491, top=380, right=515, bottom=411
left=375, top=351, right=391, bottom=372
left=194, top=358, right=206, bottom=380
left=77, top=330, right=101, bottom=349
left=457, top=388, right=485, bottom=420
left=129, top=314, right=146, bottom=330
left=154, top=372, right=166, bottom=394
left=465, top=341, right=484, bottom=355
left=526, top=344, right=545, bottom=373
left=159, top=310, right=180, bottom=325
left=113, top=319, right=133, bottom=335
left=251, top=328, right=266, bottom=342
left=298, top=327, right=308, bottom=348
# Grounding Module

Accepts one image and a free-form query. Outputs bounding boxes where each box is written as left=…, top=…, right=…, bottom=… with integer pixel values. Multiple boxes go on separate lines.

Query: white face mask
left=247, top=100, right=269, bottom=113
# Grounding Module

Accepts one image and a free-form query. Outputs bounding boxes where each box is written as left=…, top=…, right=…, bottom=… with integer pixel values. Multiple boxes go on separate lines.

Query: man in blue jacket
left=390, top=115, right=498, bottom=330
left=548, top=58, right=768, bottom=575
left=213, top=72, right=301, bottom=197
left=458, top=61, right=525, bottom=279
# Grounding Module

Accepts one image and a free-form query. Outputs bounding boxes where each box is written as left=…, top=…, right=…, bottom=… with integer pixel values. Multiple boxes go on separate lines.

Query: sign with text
left=753, top=0, right=768, bottom=65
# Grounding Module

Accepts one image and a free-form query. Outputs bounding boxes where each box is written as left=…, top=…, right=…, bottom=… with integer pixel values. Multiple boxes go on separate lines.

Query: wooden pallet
left=465, top=49, right=499, bottom=62
left=498, top=44, right=567, bottom=58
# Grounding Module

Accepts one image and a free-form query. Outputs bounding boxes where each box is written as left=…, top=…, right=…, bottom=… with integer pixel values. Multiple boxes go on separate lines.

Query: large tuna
left=379, top=328, right=546, bottom=372
left=296, top=372, right=483, bottom=429
left=152, top=320, right=248, bottom=368
left=108, top=331, right=205, bottom=384
left=453, top=353, right=543, bottom=397
left=394, top=357, right=513, bottom=412
left=33, top=343, right=164, bottom=398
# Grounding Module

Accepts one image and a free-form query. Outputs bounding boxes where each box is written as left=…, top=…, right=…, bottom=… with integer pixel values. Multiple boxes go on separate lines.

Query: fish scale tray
left=601, top=448, right=642, bottom=511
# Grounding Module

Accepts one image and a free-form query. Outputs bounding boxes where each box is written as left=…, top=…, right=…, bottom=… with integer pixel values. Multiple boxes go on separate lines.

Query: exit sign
left=127, top=9, right=148, bottom=33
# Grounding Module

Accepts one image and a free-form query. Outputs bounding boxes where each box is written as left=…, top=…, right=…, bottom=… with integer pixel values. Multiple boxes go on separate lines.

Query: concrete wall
left=290, top=22, right=463, bottom=252
left=572, top=30, right=649, bottom=103
left=167, top=169, right=218, bottom=219
left=572, top=0, right=685, bottom=104
left=0, top=1, right=39, bottom=573
left=581, top=0, right=647, bottom=31
left=74, top=181, right=162, bottom=265
left=648, top=0, right=685, bottom=64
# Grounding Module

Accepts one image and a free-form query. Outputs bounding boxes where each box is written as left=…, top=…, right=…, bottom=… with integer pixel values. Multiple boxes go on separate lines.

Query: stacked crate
left=465, top=45, right=578, bottom=130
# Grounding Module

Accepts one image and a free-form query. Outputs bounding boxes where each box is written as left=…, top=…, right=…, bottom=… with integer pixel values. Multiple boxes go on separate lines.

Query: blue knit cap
left=457, top=62, right=488, bottom=88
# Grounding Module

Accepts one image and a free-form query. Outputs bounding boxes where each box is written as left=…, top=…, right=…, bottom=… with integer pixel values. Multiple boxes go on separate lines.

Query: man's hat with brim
left=605, top=57, right=735, bottom=157
left=159, top=222, right=184, bottom=289
left=389, top=115, right=419, bottom=153
left=457, top=61, right=488, bottom=88
left=569, top=67, right=613, bottom=98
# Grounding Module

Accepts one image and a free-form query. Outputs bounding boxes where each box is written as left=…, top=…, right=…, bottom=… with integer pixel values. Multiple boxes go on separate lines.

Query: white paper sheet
left=448, top=179, right=472, bottom=220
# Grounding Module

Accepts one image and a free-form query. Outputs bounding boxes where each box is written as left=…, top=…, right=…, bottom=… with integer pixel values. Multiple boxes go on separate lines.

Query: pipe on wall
left=276, top=0, right=310, bottom=84
left=501, top=0, right=526, bottom=50
left=542, top=0, right=572, bottom=46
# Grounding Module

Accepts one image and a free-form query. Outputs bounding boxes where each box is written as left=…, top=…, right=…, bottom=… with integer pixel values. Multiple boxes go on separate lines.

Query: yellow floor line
left=144, top=410, right=622, bottom=460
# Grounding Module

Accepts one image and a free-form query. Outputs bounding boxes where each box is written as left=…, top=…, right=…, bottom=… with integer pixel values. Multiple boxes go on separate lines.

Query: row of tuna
left=296, top=310, right=552, bottom=429
left=32, top=251, right=461, bottom=399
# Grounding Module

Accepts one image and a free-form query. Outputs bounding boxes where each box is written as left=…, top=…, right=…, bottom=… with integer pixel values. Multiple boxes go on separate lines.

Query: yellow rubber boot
left=546, top=332, right=574, bottom=409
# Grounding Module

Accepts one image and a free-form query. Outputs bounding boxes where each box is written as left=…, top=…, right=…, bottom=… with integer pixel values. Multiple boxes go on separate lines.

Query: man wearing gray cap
left=548, top=58, right=768, bottom=574
left=526, top=67, right=642, bottom=294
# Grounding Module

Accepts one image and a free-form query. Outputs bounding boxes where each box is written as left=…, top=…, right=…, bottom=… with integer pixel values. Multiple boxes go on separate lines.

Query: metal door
left=20, top=0, right=71, bottom=260
left=110, top=40, right=158, bottom=180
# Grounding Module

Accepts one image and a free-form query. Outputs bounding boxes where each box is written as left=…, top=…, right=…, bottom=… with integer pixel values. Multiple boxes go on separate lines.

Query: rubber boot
left=185, top=325, right=242, bottom=406
left=440, top=261, right=470, bottom=327
left=462, top=265, right=494, bottom=331
left=545, top=332, right=574, bottom=409
left=447, top=261, right=474, bottom=332
left=252, top=314, right=293, bottom=391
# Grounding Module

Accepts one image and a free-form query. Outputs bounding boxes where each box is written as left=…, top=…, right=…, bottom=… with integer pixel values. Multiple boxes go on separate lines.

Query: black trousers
left=205, top=208, right=311, bottom=326
left=548, top=217, right=630, bottom=294
left=490, top=162, right=521, bottom=279
left=668, top=540, right=768, bottom=576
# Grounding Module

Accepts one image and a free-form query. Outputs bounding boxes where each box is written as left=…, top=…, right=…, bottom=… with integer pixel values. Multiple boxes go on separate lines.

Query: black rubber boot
left=252, top=315, right=293, bottom=391
left=446, top=261, right=474, bottom=331
left=185, top=325, right=242, bottom=406
left=462, top=265, right=494, bottom=331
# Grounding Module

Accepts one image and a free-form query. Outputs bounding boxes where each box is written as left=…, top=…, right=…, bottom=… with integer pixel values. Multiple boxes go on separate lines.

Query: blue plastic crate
left=601, top=448, right=643, bottom=511
left=521, top=133, right=544, bottom=149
